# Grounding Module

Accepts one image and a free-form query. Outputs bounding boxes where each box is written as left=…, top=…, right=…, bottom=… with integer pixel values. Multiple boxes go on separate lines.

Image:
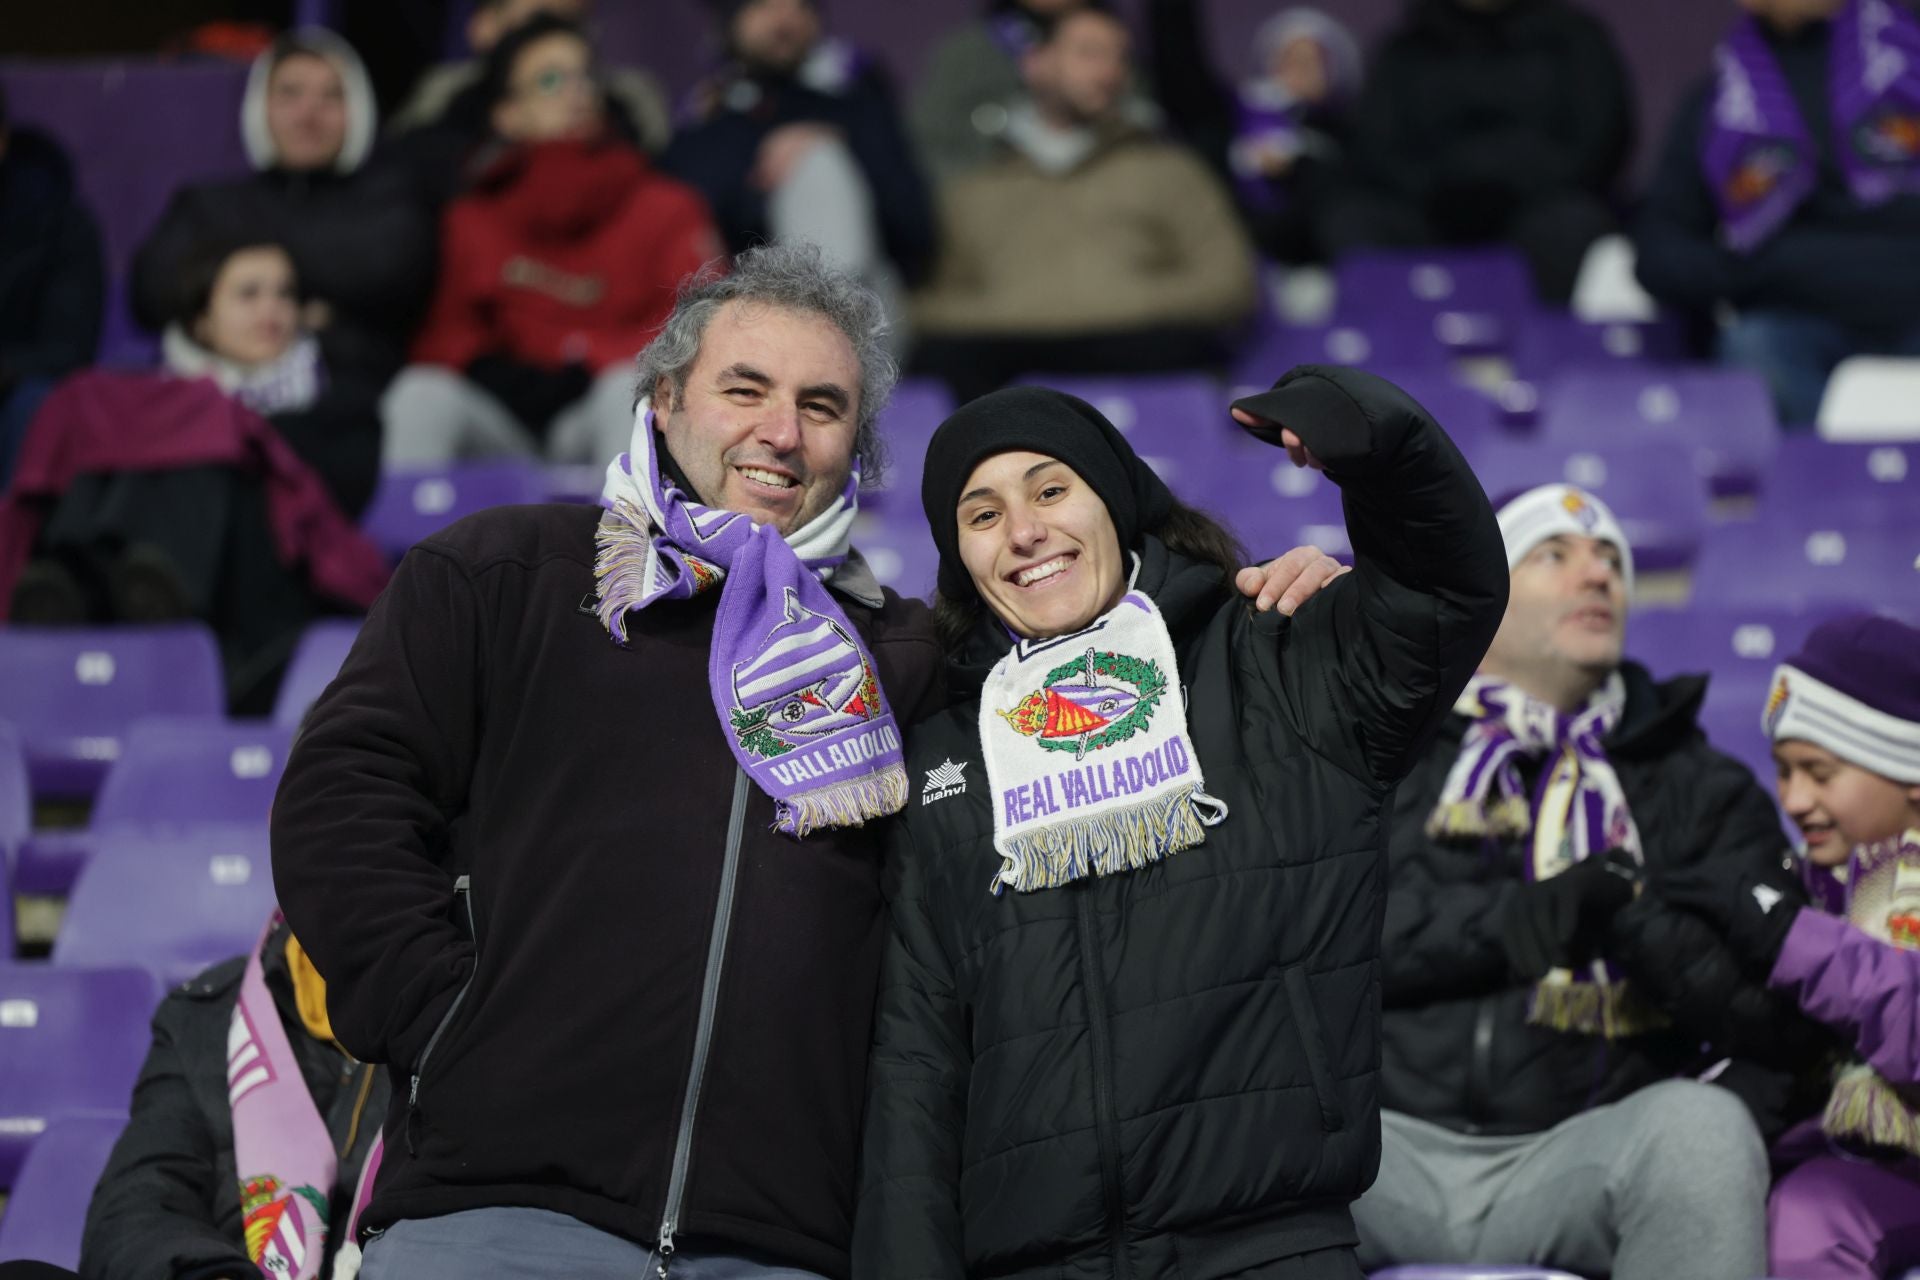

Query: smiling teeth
left=1016, top=557, right=1072, bottom=587
left=739, top=466, right=796, bottom=489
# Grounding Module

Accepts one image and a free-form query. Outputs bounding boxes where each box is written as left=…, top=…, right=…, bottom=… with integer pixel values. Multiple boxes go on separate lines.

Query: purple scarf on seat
left=1703, top=0, right=1920, bottom=251
left=594, top=409, right=907, bottom=836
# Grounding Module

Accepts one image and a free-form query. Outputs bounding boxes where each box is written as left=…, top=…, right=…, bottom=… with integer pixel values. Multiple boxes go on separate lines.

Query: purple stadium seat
left=1335, top=247, right=1537, bottom=321
left=53, top=827, right=275, bottom=988
left=867, top=377, right=955, bottom=512
left=272, top=619, right=363, bottom=728
left=1627, top=605, right=1827, bottom=706
left=0, top=625, right=225, bottom=801
left=1210, top=439, right=1352, bottom=562
left=1761, top=438, right=1917, bottom=526
left=1473, top=443, right=1710, bottom=573
left=1691, top=519, right=1920, bottom=613
left=1233, top=316, right=1453, bottom=386
left=1, top=61, right=250, bottom=367
left=360, top=461, right=552, bottom=560
left=1510, top=312, right=1687, bottom=379
left=1368, top=1270, right=1587, bottom=1280
left=0, top=964, right=158, bottom=1186
left=0, top=1113, right=128, bottom=1268
left=1017, top=374, right=1225, bottom=457
left=1538, top=366, right=1779, bottom=495
left=14, top=718, right=291, bottom=897
left=0, top=721, right=27, bottom=901
left=853, top=512, right=939, bottom=604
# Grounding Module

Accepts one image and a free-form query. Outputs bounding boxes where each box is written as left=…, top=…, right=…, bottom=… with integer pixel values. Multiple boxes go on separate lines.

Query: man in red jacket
left=383, top=14, right=723, bottom=469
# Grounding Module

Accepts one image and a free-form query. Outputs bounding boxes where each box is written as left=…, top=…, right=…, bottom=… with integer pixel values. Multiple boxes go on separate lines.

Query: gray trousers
left=1353, top=1081, right=1769, bottom=1280
left=360, top=1206, right=830, bottom=1279
left=380, top=362, right=639, bottom=469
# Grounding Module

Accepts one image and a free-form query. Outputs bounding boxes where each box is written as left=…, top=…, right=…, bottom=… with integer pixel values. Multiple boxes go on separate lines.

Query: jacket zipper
left=655, top=768, right=751, bottom=1279
left=405, top=875, right=477, bottom=1154
left=1465, top=995, right=1496, bottom=1133
left=1075, top=890, right=1130, bottom=1280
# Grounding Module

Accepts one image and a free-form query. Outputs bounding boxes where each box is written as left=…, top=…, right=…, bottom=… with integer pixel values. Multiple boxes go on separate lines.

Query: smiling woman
left=853, top=368, right=1511, bottom=1279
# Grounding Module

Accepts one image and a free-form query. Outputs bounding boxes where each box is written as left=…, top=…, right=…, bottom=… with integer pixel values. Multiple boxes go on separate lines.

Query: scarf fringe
left=777, top=764, right=909, bottom=838
left=593, top=500, right=658, bottom=646
left=1425, top=795, right=1533, bottom=841
left=1526, top=978, right=1670, bottom=1039
left=993, top=784, right=1210, bottom=894
left=1824, top=1062, right=1920, bottom=1157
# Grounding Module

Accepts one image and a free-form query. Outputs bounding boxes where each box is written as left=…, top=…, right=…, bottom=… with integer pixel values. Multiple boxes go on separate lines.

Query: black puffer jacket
left=1381, top=664, right=1833, bottom=1143
left=79, top=921, right=386, bottom=1280
left=855, top=368, right=1509, bottom=1279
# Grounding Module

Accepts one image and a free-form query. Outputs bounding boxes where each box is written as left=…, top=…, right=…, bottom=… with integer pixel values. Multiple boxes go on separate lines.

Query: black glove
left=1655, top=850, right=1808, bottom=975
left=1499, top=847, right=1641, bottom=980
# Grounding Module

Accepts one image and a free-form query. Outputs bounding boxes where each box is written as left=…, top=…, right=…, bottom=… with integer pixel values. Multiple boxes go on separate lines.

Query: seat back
left=360, top=461, right=552, bottom=560
left=90, top=718, right=292, bottom=830
left=272, top=619, right=363, bottom=728
left=53, top=828, right=275, bottom=989
left=0, top=625, right=225, bottom=799
left=0, top=964, right=158, bottom=1186
left=1473, top=443, right=1710, bottom=574
left=0, top=1112, right=130, bottom=1267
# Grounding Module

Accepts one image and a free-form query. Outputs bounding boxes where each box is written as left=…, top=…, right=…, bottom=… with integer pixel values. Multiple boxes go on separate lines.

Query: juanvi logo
left=922, top=759, right=969, bottom=804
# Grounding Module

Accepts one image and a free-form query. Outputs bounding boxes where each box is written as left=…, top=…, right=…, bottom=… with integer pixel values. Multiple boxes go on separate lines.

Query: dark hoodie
left=0, top=126, right=103, bottom=391
left=1340, top=0, right=1633, bottom=228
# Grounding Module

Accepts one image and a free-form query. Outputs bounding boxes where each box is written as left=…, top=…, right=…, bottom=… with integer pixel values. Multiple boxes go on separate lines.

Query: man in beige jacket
left=911, top=5, right=1256, bottom=401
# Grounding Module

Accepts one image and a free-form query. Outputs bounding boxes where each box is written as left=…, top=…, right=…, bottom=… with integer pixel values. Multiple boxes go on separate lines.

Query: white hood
left=240, top=27, right=378, bottom=174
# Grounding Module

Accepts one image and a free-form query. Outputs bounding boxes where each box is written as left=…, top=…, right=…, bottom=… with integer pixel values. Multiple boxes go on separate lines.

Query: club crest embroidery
left=1765, top=674, right=1792, bottom=736
left=730, top=588, right=883, bottom=761
left=997, top=647, right=1167, bottom=759
left=1559, top=488, right=1602, bottom=533
left=241, top=1174, right=329, bottom=1277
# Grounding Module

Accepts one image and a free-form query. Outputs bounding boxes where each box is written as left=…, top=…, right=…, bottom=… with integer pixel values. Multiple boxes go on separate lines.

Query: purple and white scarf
left=1810, top=828, right=1920, bottom=1155
left=1703, top=0, right=1920, bottom=252
left=1428, top=674, right=1665, bottom=1038
left=594, top=409, right=907, bottom=836
left=230, top=913, right=376, bottom=1280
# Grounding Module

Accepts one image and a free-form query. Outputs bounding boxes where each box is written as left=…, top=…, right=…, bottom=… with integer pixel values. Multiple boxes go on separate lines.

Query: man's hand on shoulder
left=1235, top=544, right=1349, bottom=616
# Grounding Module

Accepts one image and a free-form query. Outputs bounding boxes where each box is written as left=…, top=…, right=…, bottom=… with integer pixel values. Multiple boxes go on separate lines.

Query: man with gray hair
left=272, top=243, right=1342, bottom=1279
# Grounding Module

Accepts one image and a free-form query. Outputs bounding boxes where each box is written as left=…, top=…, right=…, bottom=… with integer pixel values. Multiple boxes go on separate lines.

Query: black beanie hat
left=921, top=386, right=1175, bottom=601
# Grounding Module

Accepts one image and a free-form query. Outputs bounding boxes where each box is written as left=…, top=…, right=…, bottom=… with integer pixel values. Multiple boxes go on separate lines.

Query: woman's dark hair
left=930, top=496, right=1248, bottom=652
left=480, top=12, right=592, bottom=112
left=168, top=236, right=298, bottom=331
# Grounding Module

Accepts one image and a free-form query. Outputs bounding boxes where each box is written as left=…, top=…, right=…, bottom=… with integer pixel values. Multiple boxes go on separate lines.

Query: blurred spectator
left=1318, top=0, right=1634, bottom=303
left=1635, top=0, right=1920, bottom=428
left=1660, top=613, right=1920, bottom=1279
left=1148, top=1, right=1360, bottom=262
left=910, top=0, right=1158, bottom=183
left=161, top=239, right=383, bottom=516
left=387, top=15, right=721, bottom=468
left=130, top=29, right=435, bottom=391
left=2, top=238, right=387, bottom=707
left=79, top=913, right=389, bottom=1280
left=662, top=0, right=934, bottom=306
left=910, top=7, right=1256, bottom=402
left=390, top=0, right=671, bottom=209
left=0, top=85, right=104, bottom=490
left=1354, top=484, right=1818, bottom=1280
